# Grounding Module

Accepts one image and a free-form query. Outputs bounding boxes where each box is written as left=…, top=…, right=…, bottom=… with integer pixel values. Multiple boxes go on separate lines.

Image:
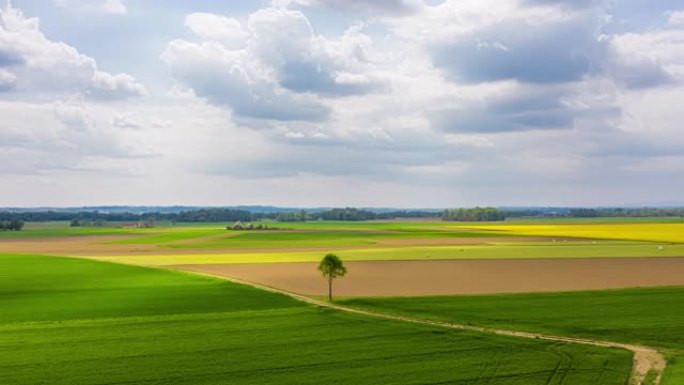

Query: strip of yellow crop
left=458, top=223, right=684, bottom=243
left=87, top=242, right=684, bottom=266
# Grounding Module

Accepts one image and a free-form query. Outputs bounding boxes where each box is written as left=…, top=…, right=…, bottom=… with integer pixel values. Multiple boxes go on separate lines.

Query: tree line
left=0, top=208, right=432, bottom=224
left=0, top=219, right=24, bottom=231
left=442, top=207, right=506, bottom=222
left=503, top=207, right=684, bottom=218
left=0, top=209, right=254, bottom=224
left=2, top=206, right=683, bottom=225
left=278, top=208, right=440, bottom=222
left=567, top=208, right=684, bottom=218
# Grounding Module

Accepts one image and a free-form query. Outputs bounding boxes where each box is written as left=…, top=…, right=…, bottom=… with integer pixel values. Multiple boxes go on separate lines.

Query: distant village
left=227, top=221, right=281, bottom=231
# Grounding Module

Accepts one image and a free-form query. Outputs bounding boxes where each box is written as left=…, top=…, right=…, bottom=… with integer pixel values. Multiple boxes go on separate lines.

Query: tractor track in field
left=175, top=268, right=667, bottom=385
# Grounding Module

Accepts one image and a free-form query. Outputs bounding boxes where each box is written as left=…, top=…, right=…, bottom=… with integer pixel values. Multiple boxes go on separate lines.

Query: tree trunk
left=328, top=275, right=333, bottom=301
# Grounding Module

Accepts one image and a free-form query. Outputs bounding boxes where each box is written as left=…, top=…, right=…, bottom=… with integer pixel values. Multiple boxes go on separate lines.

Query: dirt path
left=175, top=268, right=666, bottom=385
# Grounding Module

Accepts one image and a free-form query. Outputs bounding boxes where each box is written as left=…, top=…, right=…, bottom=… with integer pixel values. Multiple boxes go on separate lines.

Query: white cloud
left=163, top=7, right=384, bottom=122
left=668, top=10, right=684, bottom=26
left=161, top=38, right=329, bottom=122
left=91, top=71, right=147, bottom=99
left=0, top=67, right=15, bottom=89
left=0, top=4, right=145, bottom=99
left=0, top=101, right=153, bottom=176
left=185, top=13, right=247, bottom=48
left=102, top=0, right=126, bottom=15
left=606, top=29, right=684, bottom=88
left=2, top=0, right=684, bottom=206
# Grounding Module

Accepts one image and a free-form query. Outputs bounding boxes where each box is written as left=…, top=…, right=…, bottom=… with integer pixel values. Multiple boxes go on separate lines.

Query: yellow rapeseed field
left=463, top=223, right=684, bottom=243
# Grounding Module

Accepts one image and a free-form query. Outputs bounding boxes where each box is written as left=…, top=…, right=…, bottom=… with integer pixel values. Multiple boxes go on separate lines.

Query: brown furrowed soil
left=173, top=257, right=684, bottom=296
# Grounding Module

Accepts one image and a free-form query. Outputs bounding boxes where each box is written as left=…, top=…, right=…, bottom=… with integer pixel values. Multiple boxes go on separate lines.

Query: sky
left=0, top=0, right=683, bottom=208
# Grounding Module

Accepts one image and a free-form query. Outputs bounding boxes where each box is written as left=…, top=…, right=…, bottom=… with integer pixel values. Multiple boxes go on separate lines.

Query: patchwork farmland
left=1, top=219, right=683, bottom=384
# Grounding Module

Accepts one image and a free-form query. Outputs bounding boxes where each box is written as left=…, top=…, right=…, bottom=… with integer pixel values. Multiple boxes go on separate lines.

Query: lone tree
left=318, top=253, right=347, bottom=301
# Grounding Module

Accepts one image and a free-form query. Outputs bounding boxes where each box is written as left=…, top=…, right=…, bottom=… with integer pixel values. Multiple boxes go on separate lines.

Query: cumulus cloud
left=163, top=7, right=383, bottom=121
left=429, top=9, right=601, bottom=84
left=161, top=39, right=328, bottom=122
left=376, top=0, right=683, bottom=141
left=0, top=101, right=152, bottom=176
left=668, top=10, right=684, bottom=26
left=0, top=3, right=145, bottom=99
left=185, top=13, right=248, bottom=48
left=90, top=71, right=147, bottom=100
left=606, top=29, right=684, bottom=88
left=248, top=9, right=380, bottom=95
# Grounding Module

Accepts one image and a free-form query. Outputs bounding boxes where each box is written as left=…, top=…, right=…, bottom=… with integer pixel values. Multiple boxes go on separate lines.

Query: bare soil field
left=0, top=234, right=554, bottom=256
left=173, top=257, right=684, bottom=296
left=0, top=236, right=145, bottom=256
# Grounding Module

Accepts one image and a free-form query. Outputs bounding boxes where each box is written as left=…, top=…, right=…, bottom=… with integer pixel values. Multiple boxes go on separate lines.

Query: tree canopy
left=0, top=219, right=24, bottom=231
left=318, top=254, right=347, bottom=301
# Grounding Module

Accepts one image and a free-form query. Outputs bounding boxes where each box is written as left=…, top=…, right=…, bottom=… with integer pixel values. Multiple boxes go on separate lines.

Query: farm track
left=176, top=269, right=666, bottom=385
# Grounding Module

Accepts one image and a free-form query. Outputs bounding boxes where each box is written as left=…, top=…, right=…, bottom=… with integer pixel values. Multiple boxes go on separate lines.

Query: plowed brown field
left=173, top=257, right=684, bottom=296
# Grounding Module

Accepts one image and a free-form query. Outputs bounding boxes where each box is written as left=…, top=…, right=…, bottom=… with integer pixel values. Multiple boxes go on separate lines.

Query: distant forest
left=0, top=207, right=436, bottom=224
left=0, top=206, right=682, bottom=225
left=504, top=207, right=684, bottom=218
left=442, top=207, right=506, bottom=222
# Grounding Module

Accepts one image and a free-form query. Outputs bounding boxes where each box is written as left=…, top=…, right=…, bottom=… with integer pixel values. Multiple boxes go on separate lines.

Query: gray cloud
left=204, top=143, right=452, bottom=180
left=296, top=0, right=423, bottom=15
left=432, top=18, right=600, bottom=84
left=429, top=1, right=679, bottom=92
left=614, top=63, right=673, bottom=89
left=162, top=40, right=329, bottom=122
left=183, top=73, right=329, bottom=122
left=605, top=45, right=677, bottom=89
left=0, top=50, right=24, bottom=67
left=522, top=0, right=598, bottom=9
left=432, top=89, right=583, bottom=133
left=583, top=129, right=684, bottom=158
left=280, top=60, right=378, bottom=96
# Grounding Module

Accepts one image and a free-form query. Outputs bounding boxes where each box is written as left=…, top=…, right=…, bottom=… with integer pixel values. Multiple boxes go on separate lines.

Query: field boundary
left=174, top=268, right=666, bottom=385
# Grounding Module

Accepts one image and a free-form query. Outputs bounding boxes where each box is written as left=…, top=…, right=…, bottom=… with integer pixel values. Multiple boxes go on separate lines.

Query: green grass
left=341, top=286, right=684, bottom=385
left=112, top=228, right=227, bottom=245
left=0, top=254, right=631, bottom=385
left=160, top=229, right=509, bottom=249
left=0, top=226, right=134, bottom=238
left=0, top=254, right=297, bottom=323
